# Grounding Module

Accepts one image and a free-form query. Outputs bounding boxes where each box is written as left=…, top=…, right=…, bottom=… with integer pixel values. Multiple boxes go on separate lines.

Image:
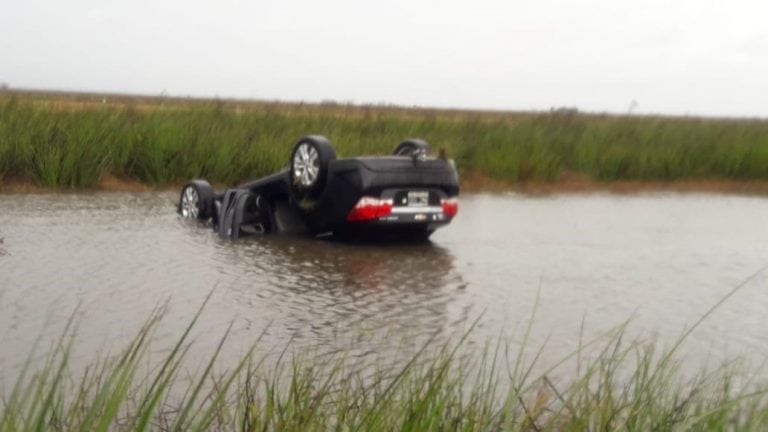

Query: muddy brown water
left=1, top=192, right=768, bottom=384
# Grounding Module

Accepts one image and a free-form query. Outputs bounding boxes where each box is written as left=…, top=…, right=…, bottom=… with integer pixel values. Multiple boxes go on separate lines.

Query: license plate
left=407, top=191, right=429, bottom=207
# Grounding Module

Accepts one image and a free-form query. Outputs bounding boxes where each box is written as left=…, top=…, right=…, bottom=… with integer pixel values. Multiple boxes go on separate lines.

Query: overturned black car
left=177, top=136, right=459, bottom=240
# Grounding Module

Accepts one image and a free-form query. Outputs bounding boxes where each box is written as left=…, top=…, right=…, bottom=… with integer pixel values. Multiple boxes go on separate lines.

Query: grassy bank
left=1, top=91, right=768, bottom=190
left=3, top=302, right=768, bottom=430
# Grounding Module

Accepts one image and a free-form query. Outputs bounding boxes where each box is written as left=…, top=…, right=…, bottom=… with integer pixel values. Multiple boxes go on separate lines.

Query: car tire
left=393, top=139, right=431, bottom=157
left=289, top=135, right=336, bottom=201
left=179, top=180, right=214, bottom=220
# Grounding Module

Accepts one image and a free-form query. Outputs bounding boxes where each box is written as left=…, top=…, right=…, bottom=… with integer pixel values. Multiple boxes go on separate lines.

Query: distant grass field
left=1, top=90, right=768, bottom=189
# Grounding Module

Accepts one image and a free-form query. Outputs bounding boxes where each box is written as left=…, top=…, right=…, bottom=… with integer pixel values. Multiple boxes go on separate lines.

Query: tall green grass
left=1, top=93, right=768, bottom=188
left=3, top=289, right=768, bottom=430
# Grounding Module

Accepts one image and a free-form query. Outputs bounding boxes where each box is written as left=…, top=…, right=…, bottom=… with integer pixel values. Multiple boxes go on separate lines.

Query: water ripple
left=1, top=192, right=768, bottom=379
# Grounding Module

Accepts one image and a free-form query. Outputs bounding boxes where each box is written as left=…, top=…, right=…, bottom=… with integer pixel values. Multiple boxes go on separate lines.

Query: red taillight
left=441, top=197, right=459, bottom=217
left=346, top=197, right=394, bottom=222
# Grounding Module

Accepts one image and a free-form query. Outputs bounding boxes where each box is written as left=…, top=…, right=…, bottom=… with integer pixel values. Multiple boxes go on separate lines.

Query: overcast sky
left=1, top=0, right=767, bottom=117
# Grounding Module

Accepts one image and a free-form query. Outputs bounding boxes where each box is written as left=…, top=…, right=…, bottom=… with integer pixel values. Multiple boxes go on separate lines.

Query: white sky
left=1, top=0, right=767, bottom=117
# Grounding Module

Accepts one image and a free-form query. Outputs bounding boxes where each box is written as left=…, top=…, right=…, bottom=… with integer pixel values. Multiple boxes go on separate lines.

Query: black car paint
left=199, top=155, right=459, bottom=240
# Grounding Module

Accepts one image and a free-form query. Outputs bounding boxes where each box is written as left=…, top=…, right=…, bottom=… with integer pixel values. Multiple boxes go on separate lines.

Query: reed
left=2, top=297, right=768, bottom=430
left=1, top=92, right=768, bottom=189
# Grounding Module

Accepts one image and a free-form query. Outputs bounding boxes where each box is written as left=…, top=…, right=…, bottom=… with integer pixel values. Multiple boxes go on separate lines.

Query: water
left=1, top=192, right=768, bottom=383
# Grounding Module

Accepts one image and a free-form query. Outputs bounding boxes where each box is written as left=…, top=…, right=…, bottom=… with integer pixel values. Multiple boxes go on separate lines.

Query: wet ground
left=1, top=192, right=767, bottom=382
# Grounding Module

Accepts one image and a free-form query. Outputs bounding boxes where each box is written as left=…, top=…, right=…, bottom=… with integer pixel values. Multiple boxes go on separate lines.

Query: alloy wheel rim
left=181, top=187, right=199, bottom=218
left=293, top=143, right=319, bottom=187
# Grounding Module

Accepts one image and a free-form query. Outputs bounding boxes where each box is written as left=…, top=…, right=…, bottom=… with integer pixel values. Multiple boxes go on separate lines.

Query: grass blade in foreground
left=1, top=269, right=768, bottom=430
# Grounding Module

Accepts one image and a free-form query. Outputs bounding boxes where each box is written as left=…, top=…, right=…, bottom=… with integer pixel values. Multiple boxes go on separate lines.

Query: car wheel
left=394, top=139, right=431, bottom=157
left=289, top=135, right=336, bottom=201
left=179, top=180, right=214, bottom=220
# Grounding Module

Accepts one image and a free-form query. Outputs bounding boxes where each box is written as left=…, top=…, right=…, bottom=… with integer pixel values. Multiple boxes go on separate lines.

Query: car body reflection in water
left=207, top=234, right=469, bottom=363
